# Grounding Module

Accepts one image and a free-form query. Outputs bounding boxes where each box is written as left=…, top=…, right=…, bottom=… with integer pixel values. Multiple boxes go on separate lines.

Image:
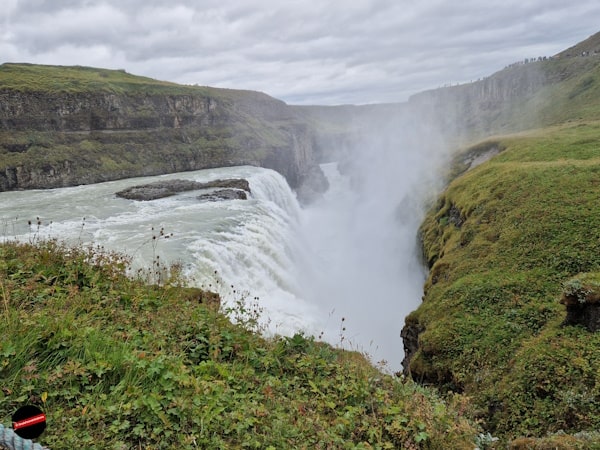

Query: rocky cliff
left=408, top=39, right=600, bottom=141
left=0, top=63, right=326, bottom=201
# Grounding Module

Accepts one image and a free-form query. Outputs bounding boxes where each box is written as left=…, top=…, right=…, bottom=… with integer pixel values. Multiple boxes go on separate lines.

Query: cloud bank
left=2, top=0, right=600, bottom=104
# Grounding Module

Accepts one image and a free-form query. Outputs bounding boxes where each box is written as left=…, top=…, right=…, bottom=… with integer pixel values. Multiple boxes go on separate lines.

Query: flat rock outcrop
left=116, top=178, right=250, bottom=201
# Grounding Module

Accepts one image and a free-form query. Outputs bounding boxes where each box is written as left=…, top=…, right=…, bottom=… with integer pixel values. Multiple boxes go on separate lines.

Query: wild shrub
left=0, top=240, right=481, bottom=449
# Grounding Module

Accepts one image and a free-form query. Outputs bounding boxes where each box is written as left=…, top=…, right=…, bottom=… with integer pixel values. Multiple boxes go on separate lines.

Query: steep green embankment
left=0, top=63, right=325, bottom=200
left=403, top=35, right=600, bottom=446
left=0, top=240, right=479, bottom=449
left=406, top=123, right=600, bottom=438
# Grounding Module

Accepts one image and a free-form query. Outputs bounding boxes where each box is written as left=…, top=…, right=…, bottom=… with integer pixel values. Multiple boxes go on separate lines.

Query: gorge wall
left=408, top=49, right=600, bottom=142
left=0, top=64, right=326, bottom=201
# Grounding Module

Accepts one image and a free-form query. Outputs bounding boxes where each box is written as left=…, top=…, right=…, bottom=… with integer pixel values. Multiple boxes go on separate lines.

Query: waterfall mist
left=0, top=107, right=451, bottom=373
left=296, top=108, right=449, bottom=370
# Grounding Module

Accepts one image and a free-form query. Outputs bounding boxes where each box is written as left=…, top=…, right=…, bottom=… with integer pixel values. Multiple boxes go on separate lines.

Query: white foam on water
left=0, top=136, right=447, bottom=372
left=0, top=166, right=322, bottom=338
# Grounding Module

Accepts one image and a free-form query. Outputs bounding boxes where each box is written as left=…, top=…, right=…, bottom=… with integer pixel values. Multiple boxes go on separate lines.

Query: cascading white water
left=295, top=112, right=449, bottom=370
left=296, top=162, right=430, bottom=368
left=0, top=117, right=447, bottom=371
left=0, top=166, right=320, bottom=337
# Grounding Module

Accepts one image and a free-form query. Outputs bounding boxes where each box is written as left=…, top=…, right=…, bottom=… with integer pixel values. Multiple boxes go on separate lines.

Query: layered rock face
left=0, top=65, right=327, bottom=201
left=407, top=62, right=547, bottom=140
left=408, top=54, right=600, bottom=141
left=0, top=90, right=216, bottom=131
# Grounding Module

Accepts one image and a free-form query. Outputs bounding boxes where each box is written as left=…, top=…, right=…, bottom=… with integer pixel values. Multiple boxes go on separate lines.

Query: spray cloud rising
left=296, top=106, right=450, bottom=370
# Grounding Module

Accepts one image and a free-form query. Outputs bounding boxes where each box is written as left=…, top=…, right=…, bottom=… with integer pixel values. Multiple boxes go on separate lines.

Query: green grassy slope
left=0, top=240, right=479, bottom=449
left=407, top=119, right=600, bottom=445
left=402, top=35, right=600, bottom=447
left=0, top=63, right=212, bottom=96
left=524, top=57, right=600, bottom=128
left=0, top=63, right=290, bottom=110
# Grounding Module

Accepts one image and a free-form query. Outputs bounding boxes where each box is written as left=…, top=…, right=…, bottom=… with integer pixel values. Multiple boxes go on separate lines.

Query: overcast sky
left=1, top=1, right=599, bottom=105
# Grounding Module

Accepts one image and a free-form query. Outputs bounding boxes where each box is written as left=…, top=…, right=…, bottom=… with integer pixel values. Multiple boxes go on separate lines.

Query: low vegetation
left=0, top=63, right=211, bottom=96
left=405, top=120, right=600, bottom=446
left=0, top=239, right=480, bottom=449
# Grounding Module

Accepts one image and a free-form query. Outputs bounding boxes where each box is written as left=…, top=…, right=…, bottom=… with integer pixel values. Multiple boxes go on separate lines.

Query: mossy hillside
left=475, top=56, right=600, bottom=137
left=0, top=63, right=313, bottom=191
left=526, top=58, right=600, bottom=128
left=405, top=52, right=600, bottom=149
left=0, top=63, right=296, bottom=120
left=0, top=63, right=213, bottom=96
left=0, top=240, right=480, bottom=449
left=0, top=123, right=281, bottom=183
left=0, top=63, right=293, bottom=123
left=407, top=121, right=600, bottom=441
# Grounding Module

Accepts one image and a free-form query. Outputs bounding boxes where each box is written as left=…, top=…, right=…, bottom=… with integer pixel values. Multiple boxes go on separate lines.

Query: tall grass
left=0, top=239, right=480, bottom=449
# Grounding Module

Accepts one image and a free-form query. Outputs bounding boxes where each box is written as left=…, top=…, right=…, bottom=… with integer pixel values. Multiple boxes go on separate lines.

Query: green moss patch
left=407, top=122, right=600, bottom=443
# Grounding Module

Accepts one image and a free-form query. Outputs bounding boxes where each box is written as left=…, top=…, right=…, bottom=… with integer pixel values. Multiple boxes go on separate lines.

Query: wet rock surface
left=116, top=178, right=250, bottom=201
left=197, top=188, right=248, bottom=202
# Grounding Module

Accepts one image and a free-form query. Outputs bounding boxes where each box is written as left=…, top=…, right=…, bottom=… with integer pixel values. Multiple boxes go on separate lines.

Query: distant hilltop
left=0, top=63, right=327, bottom=202
left=555, top=30, right=600, bottom=58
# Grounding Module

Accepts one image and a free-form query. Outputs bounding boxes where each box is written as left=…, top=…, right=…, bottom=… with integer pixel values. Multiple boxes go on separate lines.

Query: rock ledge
left=116, top=178, right=250, bottom=201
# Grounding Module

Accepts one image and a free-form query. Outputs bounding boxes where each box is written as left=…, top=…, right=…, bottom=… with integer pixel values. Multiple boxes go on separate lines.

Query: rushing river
left=0, top=152, right=442, bottom=370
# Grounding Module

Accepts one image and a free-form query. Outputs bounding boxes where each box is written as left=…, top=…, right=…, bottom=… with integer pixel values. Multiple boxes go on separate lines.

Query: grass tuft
left=1, top=239, right=480, bottom=449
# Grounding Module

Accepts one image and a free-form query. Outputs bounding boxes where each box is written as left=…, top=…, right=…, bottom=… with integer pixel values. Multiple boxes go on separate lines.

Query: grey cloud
left=7, top=2, right=128, bottom=53
left=2, top=0, right=600, bottom=104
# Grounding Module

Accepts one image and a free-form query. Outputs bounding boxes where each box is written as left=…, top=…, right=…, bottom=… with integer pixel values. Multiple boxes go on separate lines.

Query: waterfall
left=0, top=166, right=321, bottom=337
left=295, top=113, right=449, bottom=370
left=0, top=122, right=449, bottom=372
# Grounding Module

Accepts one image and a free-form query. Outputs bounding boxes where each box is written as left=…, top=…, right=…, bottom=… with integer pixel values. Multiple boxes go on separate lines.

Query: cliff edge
left=0, top=63, right=326, bottom=201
